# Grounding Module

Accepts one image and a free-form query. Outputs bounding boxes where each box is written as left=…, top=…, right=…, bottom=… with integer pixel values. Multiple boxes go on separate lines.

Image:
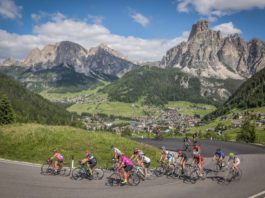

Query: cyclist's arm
left=81, top=158, right=88, bottom=164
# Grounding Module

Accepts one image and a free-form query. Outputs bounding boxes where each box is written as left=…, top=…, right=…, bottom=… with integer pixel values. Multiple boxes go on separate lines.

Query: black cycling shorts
left=124, top=165, right=133, bottom=172
left=88, top=160, right=97, bottom=168
left=144, top=162, right=150, bottom=168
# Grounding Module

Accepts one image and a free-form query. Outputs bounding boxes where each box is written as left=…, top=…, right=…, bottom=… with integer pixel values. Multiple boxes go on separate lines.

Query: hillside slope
left=205, top=67, right=265, bottom=119
left=0, top=72, right=76, bottom=124
left=102, top=66, right=242, bottom=106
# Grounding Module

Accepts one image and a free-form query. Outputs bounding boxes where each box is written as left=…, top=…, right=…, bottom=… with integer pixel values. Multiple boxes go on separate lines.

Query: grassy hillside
left=101, top=66, right=211, bottom=105
left=101, top=66, right=242, bottom=106
left=191, top=107, right=265, bottom=144
left=40, top=87, right=216, bottom=117
left=0, top=124, right=160, bottom=167
left=206, top=67, right=265, bottom=120
left=0, top=72, right=77, bottom=125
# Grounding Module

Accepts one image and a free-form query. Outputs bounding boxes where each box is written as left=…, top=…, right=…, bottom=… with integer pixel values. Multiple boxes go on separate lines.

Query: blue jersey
left=215, top=151, right=225, bottom=158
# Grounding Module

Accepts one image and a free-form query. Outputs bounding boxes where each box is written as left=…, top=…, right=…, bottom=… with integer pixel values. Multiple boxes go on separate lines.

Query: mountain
left=101, top=66, right=242, bottom=106
left=1, top=41, right=136, bottom=92
left=205, top=67, right=265, bottom=120
left=160, top=20, right=265, bottom=79
left=0, top=72, right=78, bottom=125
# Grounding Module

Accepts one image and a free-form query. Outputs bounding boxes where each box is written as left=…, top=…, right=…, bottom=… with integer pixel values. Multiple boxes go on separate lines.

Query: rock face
left=2, top=41, right=137, bottom=78
left=160, top=20, right=265, bottom=79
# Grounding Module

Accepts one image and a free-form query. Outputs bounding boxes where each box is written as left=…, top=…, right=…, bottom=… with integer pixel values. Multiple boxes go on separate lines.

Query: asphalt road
left=0, top=139, right=265, bottom=198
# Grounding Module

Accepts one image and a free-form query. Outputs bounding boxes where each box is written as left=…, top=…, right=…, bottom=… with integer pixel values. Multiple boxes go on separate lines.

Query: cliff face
left=2, top=41, right=137, bottom=78
left=160, top=20, right=265, bottom=79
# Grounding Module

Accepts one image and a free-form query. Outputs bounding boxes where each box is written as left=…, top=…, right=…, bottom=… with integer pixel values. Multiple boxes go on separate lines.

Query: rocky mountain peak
left=188, top=20, right=209, bottom=40
left=160, top=20, right=265, bottom=80
left=2, top=57, right=20, bottom=66
left=88, top=43, right=127, bottom=60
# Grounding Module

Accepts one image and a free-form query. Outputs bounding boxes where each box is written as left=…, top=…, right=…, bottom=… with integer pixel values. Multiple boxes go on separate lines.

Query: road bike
left=71, top=162, right=104, bottom=180
left=41, top=159, right=71, bottom=176
left=188, top=164, right=207, bottom=184
left=154, top=160, right=176, bottom=177
left=107, top=164, right=141, bottom=186
left=224, top=165, right=242, bottom=182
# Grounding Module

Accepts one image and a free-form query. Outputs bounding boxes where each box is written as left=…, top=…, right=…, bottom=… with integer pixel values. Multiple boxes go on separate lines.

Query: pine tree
left=236, top=117, right=256, bottom=143
left=0, top=95, right=15, bottom=125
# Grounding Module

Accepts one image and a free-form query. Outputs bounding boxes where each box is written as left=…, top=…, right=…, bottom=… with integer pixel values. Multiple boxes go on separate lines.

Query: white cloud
left=31, top=11, right=66, bottom=23
left=0, top=14, right=188, bottom=62
left=0, top=0, right=22, bottom=19
left=177, top=0, right=265, bottom=20
left=130, top=12, right=150, bottom=27
left=213, top=22, right=242, bottom=36
left=86, top=15, right=104, bottom=24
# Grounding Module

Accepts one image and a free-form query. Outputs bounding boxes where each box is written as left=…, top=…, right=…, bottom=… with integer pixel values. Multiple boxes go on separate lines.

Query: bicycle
left=71, top=162, right=104, bottom=180
left=224, top=165, right=242, bottom=183
left=214, top=159, right=226, bottom=174
left=133, top=165, right=155, bottom=180
left=188, top=164, right=207, bottom=184
left=183, top=142, right=191, bottom=152
left=154, top=160, right=176, bottom=177
left=41, top=159, right=71, bottom=176
left=107, top=164, right=141, bottom=186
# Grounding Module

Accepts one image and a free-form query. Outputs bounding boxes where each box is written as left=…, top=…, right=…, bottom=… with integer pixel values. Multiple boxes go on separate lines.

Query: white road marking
left=0, top=158, right=41, bottom=167
left=248, top=190, right=265, bottom=198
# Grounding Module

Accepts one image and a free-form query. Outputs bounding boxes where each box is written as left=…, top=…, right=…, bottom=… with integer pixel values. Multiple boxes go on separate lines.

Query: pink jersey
left=55, top=153, right=64, bottom=161
left=121, top=156, right=134, bottom=166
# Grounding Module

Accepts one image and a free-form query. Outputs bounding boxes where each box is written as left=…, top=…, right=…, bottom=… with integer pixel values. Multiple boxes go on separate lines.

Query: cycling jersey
left=121, top=156, right=134, bottom=166
left=55, top=153, right=64, bottom=161
left=215, top=151, right=225, bottom=158
left=86, top=154, right=97, bottom=164
left=178, top=153, right=187, bottom=161
left=231, top=156, right=240, bottom=165
left=194, top=155, right=204, bottom=165
left=141, top=155, right=151, bottom=164
left=113, top=147, right=123, bottom=157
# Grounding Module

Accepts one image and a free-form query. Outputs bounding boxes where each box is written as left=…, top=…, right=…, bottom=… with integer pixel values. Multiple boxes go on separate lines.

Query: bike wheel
left=189, top=170, right=198, bottom=184
left=128, top=172, right=141, bottom=186
left=41, top=163, right=53, bottom=175
left=60, top=167, right=71, bottom=176
left=72, top=168, right=84, bottom=180
left=224, top=168, right=233, bottom=182
left=107, top=173, right=121, bottom=186
left=233, top=168, right=243, bottom=181
left=154, top=167, right=165, bottom=177
left=93, top=169, right=104, bottom=180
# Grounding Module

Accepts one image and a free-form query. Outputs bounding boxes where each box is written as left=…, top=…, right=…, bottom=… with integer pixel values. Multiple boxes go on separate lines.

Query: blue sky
left=0, top=0, right=265, bottom=61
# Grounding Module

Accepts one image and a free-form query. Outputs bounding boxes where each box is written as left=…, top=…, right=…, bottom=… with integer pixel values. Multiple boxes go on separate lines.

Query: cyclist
left=177, top=150, right=188, bottom=174
left=228, top=152, right=240, bottom=174
left=160, top=146, right=175, bottom=167
left=183, top=136, right=191, bottom=151
left=213, top=148, right=225, bottom=168
left=118, top=154, right=134, bottom=184
left=193, top=143, right=201, bottom=155
left=50, top=150, right=64, bottom=173
left=130, top=148, right=144, bottom=162
left=138, top=153, right=151, bottom=177
left=111, top=145, right=123, bottom=160
left=192, top=152, right=204, bottom=177
left=81, top=150, right=97, bottom=176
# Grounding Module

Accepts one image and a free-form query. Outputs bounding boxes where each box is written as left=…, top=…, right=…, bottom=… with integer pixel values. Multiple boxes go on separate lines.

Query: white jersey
left=113, top=147, right=123, bottom=157
left=142, top=155, right=151, bottom=163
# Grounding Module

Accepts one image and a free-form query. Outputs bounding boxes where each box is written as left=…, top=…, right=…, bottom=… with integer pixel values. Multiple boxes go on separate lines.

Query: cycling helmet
left=178, top=150, right=182, bottom=155
left=161, top=146, right=166, bottom=150
left=229, top=152, right=235, bottom=158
